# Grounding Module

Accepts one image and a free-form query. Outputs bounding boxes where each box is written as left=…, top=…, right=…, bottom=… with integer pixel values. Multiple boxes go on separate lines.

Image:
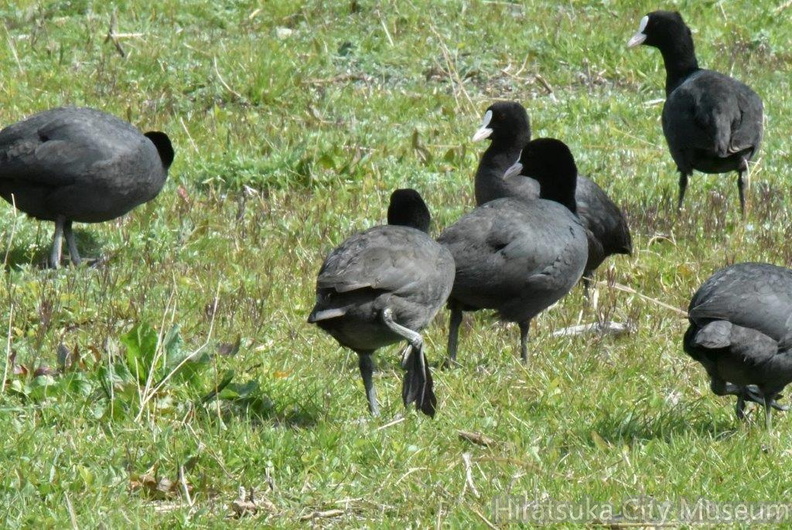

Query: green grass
left=1, top=0, right=792, bottom=526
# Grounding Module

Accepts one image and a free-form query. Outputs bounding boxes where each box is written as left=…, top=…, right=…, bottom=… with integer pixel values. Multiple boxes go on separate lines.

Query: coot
left=473, top=102, right=631, bottom=291
left=628, top=11, right=763, bottom=215
left=438, top=139, right=588, bottom=363
left=0, top=107, right=174, bottom=267
left=684, top=262, right=792, bottom=427
left=472, top=101, right=538, bottom=204
left=308, top=189, right=455, bottom=416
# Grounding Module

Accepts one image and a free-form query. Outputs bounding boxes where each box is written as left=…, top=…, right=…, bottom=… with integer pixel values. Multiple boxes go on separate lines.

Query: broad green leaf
left=121, top=323, right=159, bottom=383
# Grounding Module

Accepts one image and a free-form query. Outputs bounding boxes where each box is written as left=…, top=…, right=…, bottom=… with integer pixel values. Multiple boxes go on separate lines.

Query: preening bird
left=684, top=262, right=792, bottom=427
left=0, top=107, right=174, bottom=267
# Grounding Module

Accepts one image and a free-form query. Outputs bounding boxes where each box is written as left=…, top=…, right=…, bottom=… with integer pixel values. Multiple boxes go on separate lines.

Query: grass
left=1, top=0, right=792, bottom=526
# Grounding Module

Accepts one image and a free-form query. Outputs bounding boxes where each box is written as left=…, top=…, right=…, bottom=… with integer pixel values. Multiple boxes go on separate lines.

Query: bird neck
left=659, top=40, right=700, bottom=95
left=477, top=145, right=524, bottom=180
left=388, top=213, right=430, bottom=233
left=387, top=202, right=431, bottom=233
left=474, top=144, right=526, bottom=203
left=539, top=179, right=577, bottom=214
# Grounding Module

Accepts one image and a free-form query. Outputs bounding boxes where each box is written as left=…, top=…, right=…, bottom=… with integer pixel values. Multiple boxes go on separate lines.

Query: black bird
left=308, top=189, right=455, bottom=417
left=628, top=11, right=763, bottom=215
left=472, top=101, right=631, bottom=292
left=438, top=138, right=588, bottom=363
left=0, top=107, right=174, bottom=267
left=684, top=262, right=792, bottom=427
left=472, top=101, right=538, bottom=204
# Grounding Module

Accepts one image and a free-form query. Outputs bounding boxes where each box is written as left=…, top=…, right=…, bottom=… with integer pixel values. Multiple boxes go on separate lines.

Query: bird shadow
left=585, top=404, right=741, bottom=445
left=3, top=229, right=105, bottom=270
left=202, top=394, right=322, bottom=429
left=199, top=370, right=325, bottom=429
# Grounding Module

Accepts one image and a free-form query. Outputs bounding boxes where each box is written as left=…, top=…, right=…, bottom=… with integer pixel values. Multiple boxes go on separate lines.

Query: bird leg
left=735, top=393, right=747, bottom=421
left=63, top=219, right=81, bottom=265
left=677, top=171, right=689, bottom=211
left=381, top=308, right=435, bottom=417
left=711, top=379, right=743, bottom=398
left=758, top=391, right=788, bottom=430
left=737, top=154, right=754, bottom=217
left=712, top=379, right=751, bottom=420
left=49, top=216, right=66, bottom=268
left=357, top=353, right=380, bottom=416
left=737, top=171, right=747, bottom=217
left=764, top=395, right=773, bottom=431
left=445, top=301, right=463, bottom=367
left=518, top=320, right=530, bottom=362
left=381, top=307, right=422, bottom=351
left=400, top=342, right=437, bottom=417
left=739, top=385, right=787, bottom=414
left=711, top=379, right=787, bottom=421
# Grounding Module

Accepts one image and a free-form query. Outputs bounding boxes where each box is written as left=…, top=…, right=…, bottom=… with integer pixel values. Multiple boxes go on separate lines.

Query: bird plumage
left=439, top=138, right=589, bottom=363
left=0, top=106, right=174, bottom=266
left=472, top=102, right=631, bottom=291
left=684, top=263, right=792, bottom=425
left=628, top=10, right=763, bottom=214
left=309, top=189, right=455, bottom=417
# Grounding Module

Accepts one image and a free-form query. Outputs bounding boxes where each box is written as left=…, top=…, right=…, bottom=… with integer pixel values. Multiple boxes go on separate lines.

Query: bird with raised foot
left=472, top=101, right=631, bottom=294
left=628, top=11, right=763, bottom=215
left=684, top=263, right=792, bottom=429
left=308, top=189, right=455, bottom=417
left=438, top=138, right=588, bottom=364
left=0, top=107, right=174, bottom=268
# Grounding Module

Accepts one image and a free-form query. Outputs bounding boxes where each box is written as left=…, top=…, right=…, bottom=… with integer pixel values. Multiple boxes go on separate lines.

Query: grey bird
left=628, top=11, right=763, bottom=215
left=472, top=101, right=631, bottom=293
left=308, top=189, right=455, bottom=417
left=684, top=262, right=792, bottom=428
left=0, top=106, right=174, bottom=267
left=438, top=138, right=588, bottom=363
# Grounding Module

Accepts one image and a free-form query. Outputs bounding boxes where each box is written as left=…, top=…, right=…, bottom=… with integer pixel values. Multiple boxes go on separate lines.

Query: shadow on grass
left=586, top=403, right=740, bottom=445
left=3, top=229, right=105, bottom=270
left=207, top=391, right=322, bottom=429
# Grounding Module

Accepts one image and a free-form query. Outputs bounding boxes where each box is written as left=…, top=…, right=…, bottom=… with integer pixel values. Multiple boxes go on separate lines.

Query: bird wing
left=311, top=226, right=453, bottom=327
left=690, top=320, right=780, bottom=374
left=690, top=320, right=733, bottom=349
left=0, top=116, right=109, bottom=186
left=496, top=204, right=587, bottom=280
left=728, top=87, right=764, bottom=155
left=439, top=199, right=587, bottom=299
left=688, top=264, right=792, bottom=344
left=0, top=107, right=149, bottom=185
left=575, top=175, right=632, bottom=256
left=316, top=227, right=437, bottom=295
left=668, top=71, right=762, bottom=158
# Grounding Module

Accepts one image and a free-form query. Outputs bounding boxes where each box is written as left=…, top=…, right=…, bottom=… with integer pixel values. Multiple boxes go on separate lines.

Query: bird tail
left=307, top=305, right=348, bottom=324
left=402, top=345, right=436, bottom=417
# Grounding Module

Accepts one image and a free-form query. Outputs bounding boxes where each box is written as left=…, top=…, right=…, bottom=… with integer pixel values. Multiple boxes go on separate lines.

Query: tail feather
left=307, top=305, right=348, bottom=323
left=402, top=345, right=436, bottom=417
